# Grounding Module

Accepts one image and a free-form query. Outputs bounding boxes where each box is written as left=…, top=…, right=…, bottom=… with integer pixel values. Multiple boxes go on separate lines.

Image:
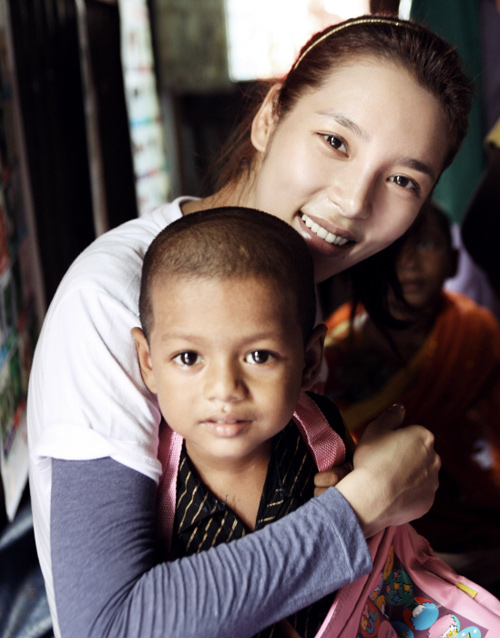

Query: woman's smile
left=300, top=212, right=352, bottom=247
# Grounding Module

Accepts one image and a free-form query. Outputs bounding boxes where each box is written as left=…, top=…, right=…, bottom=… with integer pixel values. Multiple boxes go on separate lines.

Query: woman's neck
left=181, top=174, right=257, bottom=216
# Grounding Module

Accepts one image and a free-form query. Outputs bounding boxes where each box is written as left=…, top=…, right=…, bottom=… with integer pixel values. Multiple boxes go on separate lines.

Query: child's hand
left=334, top=404, right=441, bottom=538
left=314, top=464, right=353, bottom=496
left=314, top=428, right=356, bottom=496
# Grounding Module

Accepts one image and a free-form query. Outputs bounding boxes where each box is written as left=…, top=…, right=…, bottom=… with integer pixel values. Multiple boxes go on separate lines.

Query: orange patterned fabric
left=324, top=291, right=500, bottom=551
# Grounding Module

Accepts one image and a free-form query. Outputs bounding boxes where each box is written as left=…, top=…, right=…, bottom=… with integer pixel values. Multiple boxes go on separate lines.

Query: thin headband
left=292, top=16, right=417, bottom=72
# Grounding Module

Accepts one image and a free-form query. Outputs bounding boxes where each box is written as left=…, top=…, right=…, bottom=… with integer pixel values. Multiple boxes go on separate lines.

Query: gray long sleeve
left=51, top=457, right=371, bottom=638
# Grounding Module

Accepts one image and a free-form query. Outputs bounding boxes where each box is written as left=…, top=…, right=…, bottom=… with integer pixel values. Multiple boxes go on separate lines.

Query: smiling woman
left=198, top=17, right=471, bottom=284
left=28, top=15, right=473, bottom=638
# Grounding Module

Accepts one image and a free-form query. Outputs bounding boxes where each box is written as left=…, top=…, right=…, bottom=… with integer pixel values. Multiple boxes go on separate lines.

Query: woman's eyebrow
left=316, top=111, right=369, bottom=140
left=395, top=156, right=436, bottom=181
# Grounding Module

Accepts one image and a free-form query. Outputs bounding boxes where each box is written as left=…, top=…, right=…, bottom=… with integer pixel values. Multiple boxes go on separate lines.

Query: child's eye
left=322, top=134, right=347, bottom=154
left=418, top=239, right=438, bottom=251
left=173, top=351, right=201, bottom=366
left=244, top=350, right=274, bottom=365
left=388, top=174, right=420, bottom=194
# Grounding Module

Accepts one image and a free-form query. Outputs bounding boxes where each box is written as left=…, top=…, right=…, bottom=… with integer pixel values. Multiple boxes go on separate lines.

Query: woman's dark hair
left=211, top=15, right=474, bottom=192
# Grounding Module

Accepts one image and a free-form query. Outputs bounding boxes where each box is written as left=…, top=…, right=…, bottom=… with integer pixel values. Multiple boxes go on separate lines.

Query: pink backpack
left=157, top=392, right=500, bottom=638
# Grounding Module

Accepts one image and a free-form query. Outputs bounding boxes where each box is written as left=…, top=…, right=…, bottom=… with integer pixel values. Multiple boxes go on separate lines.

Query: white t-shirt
left=27, top=197, right=188, bottom=621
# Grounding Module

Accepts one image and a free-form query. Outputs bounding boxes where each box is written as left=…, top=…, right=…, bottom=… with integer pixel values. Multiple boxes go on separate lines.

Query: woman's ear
left=131, top=327, right=157, bottom=394
left=251, top=83, right=281, bottom=153
left=301, top=323, right=328, bottom=390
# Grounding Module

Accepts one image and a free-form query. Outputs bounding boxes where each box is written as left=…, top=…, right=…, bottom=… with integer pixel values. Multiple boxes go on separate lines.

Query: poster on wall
left=0, top=17, right=41, bottom=520
left=118, top=0, right=170, bottom=215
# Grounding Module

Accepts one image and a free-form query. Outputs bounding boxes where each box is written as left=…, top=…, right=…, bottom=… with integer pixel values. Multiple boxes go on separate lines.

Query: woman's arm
left=315, top=404, right=441, bottom=538
left=51, top=403, right=441, bottom=638
left=51, top=457, right=370, bottom=638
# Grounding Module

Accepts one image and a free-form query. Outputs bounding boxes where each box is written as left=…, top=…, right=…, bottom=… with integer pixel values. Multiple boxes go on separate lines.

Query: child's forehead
left=418, top=211, right=448, bottom=238
left=152, top=272, right=298, bottom=314
left=150, top=274, right=304, bottom=340
left=154, top=272, right=284, bottom=294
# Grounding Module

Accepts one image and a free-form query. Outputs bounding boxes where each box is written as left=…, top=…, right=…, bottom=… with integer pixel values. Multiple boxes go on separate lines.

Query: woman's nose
left=329, top=168, right=373, bottom=220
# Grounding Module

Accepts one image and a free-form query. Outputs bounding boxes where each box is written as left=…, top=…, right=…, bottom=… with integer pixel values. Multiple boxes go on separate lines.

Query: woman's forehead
left=286, top=58, right=447, bottom=159
left=306, top=53, right=417, bottom=95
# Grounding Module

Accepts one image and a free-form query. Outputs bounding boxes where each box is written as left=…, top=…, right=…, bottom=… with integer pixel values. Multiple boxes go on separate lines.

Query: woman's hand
left=316, top=404, right=440, bottom=538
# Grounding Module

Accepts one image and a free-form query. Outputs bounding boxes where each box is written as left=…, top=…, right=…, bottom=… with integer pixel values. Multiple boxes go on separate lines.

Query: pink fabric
left=292, top=392, right=346, bottom=472
left=317, top=524, right=500, bottom=637
left=156, top=423, right=183, bottom=553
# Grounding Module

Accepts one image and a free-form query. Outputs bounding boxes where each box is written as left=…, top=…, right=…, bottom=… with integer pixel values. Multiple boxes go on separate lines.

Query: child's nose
left=204, top=359, right=246, bottom=403
left=398, top=245, right=420, bottom=270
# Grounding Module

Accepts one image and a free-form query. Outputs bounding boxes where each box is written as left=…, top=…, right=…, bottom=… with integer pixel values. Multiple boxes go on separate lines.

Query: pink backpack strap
left=156, top=420, right=183, bottom=553
left=293, top=392, right=346, bottom=472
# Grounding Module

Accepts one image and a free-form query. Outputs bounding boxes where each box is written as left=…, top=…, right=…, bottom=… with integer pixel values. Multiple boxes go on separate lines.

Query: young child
left=132, top=207, right=500, bottom=638
left=324, top=201, right=500, bottom=595
left=132, top=206, right=340, bottom=638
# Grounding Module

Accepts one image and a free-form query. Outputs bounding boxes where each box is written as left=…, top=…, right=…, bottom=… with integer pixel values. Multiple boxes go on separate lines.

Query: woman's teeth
left=300, top=213, right=349, bottom=246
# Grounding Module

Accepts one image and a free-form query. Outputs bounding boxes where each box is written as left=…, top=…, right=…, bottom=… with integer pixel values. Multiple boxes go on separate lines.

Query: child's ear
left=251, top=83, right=281, bottom=153
left=301, top=323, right=327, bottom=390
left=131, top=327, right=157, bottom=394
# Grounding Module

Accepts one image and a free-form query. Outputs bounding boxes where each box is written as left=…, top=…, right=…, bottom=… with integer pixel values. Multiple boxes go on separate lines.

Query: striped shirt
left=171, top=396, right=345, bottom=638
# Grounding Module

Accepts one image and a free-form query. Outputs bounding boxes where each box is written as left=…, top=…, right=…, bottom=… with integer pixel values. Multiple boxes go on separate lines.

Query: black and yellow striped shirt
left=171, top=395, right=345, bottom=638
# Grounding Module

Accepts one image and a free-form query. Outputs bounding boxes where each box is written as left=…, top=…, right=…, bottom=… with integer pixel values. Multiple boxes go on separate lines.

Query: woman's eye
left=173, top=351, right=201, bottom=366
left=389, top=174, right=420, bottom=193
left=323, top=134, right=347, bottom=154
left=245, top=350, right=273, bottom=365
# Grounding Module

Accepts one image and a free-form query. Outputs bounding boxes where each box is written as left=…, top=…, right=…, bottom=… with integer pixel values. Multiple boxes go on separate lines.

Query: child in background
left=324, top=201, right=500, bottom=595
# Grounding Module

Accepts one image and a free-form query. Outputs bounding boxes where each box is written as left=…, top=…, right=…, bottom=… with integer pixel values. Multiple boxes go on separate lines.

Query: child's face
left=394, top=213, right=456, bottom=314
left=133, top=276, right=323, bottom=471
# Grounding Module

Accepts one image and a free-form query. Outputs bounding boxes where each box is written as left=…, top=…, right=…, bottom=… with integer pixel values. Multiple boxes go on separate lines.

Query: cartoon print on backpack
left=426, top=614, right=483, bottom=637
left=355, top=545, right=485, bottom=637
left=426, top=616, right=482, bottom=638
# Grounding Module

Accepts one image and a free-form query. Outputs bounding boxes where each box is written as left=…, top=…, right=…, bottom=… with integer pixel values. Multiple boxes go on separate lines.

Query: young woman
left=27, top=15, right=473, bottom=638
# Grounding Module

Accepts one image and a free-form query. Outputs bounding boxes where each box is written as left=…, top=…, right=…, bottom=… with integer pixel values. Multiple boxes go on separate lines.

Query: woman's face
left=246, top=57, right=449, bottom=283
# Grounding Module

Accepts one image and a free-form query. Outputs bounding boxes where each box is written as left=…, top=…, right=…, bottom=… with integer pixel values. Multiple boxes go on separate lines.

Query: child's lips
left=401, top=279, right=424, bottom=291
left=202, top=417, right=251, bottom=438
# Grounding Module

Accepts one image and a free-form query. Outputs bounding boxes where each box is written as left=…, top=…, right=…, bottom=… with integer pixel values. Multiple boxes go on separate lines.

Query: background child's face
left=133, top=275, right=322, bottom=471
left=393, top=211, right=456, bottom=314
